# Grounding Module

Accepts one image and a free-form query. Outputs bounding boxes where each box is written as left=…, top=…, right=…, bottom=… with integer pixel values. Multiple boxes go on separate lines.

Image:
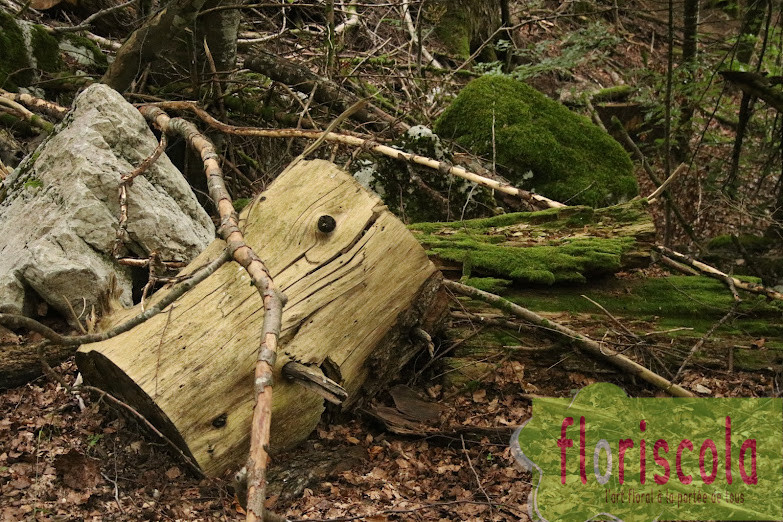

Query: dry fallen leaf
left=54, top=449, right=101, bottom=490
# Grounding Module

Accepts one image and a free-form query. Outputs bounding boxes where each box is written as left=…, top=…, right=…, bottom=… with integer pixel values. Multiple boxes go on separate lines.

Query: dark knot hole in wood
left=211, top=412, right=228, bottom=428
left=317, top=215, right=337, bottom=233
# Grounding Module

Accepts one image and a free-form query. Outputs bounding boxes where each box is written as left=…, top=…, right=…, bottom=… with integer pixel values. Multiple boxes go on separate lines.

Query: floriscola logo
left=510, top=382, right=782, bottom=521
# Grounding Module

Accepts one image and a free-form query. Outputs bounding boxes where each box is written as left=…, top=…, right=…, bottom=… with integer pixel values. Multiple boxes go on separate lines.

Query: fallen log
left=0, top=339, right=74, bottom=389
left=76, top=159, right=448, bottom=476
left=410, top=201, right=655, bottom=285
left=445, top=281, right=695, bottom=398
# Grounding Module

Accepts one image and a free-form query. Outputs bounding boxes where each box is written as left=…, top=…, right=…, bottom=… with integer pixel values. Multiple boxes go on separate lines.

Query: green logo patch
left=511, top=383, right=782, bottom=521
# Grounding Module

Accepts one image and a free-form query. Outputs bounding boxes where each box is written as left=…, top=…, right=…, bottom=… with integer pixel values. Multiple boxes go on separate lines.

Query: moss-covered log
left=76, top=160, right=447, bottom=476
left=410, top=200, right=654, bottom=285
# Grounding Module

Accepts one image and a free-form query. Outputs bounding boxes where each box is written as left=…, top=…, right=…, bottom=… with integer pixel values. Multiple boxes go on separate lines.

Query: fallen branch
left=720, top=71, right=783, bottom=113
left=137, top=105, right=285, bottom=522
left=141, top=101, right=566, bottom=209
left=656, top=245, right=783, bottom=301
left=402, top=0, right=443, bottom=69
left=656, top=254, right=700, bottom=276
left=674, top=277, right=741, bottom=382
left=646, top=162, right=687, bottom=202
left=444, top=281, right=694, bottom=397
left=0, top=89, right=68, bottom=120
left=0, top=95, right=54, bottom=133
left=113, top=129, right=168, bottom=257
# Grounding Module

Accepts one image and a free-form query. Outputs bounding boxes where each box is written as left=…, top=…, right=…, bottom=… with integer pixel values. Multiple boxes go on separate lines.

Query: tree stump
left=76, top=159, right=446, bottom=476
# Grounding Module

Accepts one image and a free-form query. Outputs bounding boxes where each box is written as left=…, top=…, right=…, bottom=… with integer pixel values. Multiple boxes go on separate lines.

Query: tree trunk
left=102, top=0, right=239, bottom=92
left=676, top=0, right=699, bottom=161
left=735, top=0, right=767, bottom=65
left=430, top=0, right=502, bottom=62
left=75, top=160, right=447, bottom=477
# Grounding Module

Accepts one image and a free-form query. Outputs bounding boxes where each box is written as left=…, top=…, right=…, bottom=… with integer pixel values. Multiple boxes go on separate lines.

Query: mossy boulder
left=0, top=12, right=109, bottom=92
left=0, top=12, right=63, bottom=90
left=434, top=75, right=637, bottom=207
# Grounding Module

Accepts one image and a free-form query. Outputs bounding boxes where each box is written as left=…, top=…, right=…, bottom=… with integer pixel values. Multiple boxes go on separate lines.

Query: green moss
left=23, top=178, right=42, bottom=189
left=0, top=13, right=64, bottom=90
left=0, top=10, right=31, bottom=89
left=433, top=10, right=471, bottom=60
left=591, top=85, right=634, bottom=103
left=707, top=234, right=773, bottom=253
left=418, top=233, right=632, bottom=285
left=461, top=277, right=511, bottom=293
left=508, top=276, right=783, bottom=327
left=61, top=34, right=107, bottom=70
left=411, top=201, right=651, bottom=284
left=233, top=198, right=251, bottom=213
left=0, top=112, right=36, bottom=135
left=434, top=75, right=637, bottom=207
left=30, top=24, right=61, bottom=73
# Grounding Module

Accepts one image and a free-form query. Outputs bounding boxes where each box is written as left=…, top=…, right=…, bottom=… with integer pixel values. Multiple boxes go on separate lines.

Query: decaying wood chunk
left=76, top=159, right=447, bottom=476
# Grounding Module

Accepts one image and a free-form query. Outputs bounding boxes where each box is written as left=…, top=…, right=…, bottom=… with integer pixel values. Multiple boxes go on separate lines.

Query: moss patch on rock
left=434, top=75, right=637, bottom=207
left=410, top=200, right=654, bottom=285
left=0, top=10, right=32, bottom=89
left=0, top=11, right=65, bottom=90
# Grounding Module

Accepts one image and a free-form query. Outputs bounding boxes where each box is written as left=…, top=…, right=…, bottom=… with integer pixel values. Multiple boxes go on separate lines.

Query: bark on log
left=76, top=159, right=447, bottom=476
left=0, top=341, right=75, bottom=389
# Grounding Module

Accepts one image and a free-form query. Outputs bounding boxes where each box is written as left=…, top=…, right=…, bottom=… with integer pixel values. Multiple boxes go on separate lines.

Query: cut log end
left=76, top=160, right=447, bottom=476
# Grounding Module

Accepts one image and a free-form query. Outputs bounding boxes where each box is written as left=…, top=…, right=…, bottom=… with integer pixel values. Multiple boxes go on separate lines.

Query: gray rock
left=0, top=84, right=214, bottom=320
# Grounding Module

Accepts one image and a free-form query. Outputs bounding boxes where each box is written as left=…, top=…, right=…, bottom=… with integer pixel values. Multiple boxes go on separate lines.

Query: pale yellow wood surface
left=77, top=160, right=439, bottom=476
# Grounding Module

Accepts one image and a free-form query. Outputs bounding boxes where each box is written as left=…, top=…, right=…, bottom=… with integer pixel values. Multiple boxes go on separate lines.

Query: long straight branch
left=445, top=281, right=694, bottom=397
left=656, top=245, right=783, bottom=301
left=141, top=101, right=566, bottom=210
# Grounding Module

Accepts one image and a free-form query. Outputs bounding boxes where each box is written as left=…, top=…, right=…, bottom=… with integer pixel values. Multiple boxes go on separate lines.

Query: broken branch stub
left=76, top=159, right=447, bottom=476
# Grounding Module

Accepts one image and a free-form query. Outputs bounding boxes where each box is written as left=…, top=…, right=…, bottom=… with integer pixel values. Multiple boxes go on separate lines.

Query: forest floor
left=1, top=266, right=777, bottom=521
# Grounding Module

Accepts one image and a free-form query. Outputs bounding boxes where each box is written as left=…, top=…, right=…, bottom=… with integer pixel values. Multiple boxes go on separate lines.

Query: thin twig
left=460, top=435, right=493, bottom=512
left=52, top=0, right=137, bottom=32
left=581, top=295, right=640, bottom=341
left=674, top=301, right=739, bottom=382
